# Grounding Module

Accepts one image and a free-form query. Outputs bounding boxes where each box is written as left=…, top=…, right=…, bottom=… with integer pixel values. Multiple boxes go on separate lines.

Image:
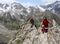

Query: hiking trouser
left=45, top=29, right=48, bottom=33
left=44, top=25, right=48, bottom=33
left=31, top=24, right=37, bottom=29
left=31, top=23, right=34, bottom=28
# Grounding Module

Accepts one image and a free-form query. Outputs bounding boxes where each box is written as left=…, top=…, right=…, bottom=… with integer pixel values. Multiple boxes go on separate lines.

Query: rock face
left=8, top=22, right=60, bottom=44
left=0, top=23, right=17, bottom=44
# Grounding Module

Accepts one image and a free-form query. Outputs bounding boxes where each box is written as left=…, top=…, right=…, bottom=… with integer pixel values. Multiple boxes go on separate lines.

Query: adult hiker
left=30, top=18, right=34, bottom=28
left=41, top=17, right=51, bottom=33
left=30, top=17, right=37, bottom=29
left=26, top=16, right=37, bottom=29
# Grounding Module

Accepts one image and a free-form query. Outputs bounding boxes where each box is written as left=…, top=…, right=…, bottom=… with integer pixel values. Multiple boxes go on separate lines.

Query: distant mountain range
left=42, top=1, right=60, bottom=14
left=0, top=2, right=45, bottom=15
left=0, top=1, right=60, bottom=15
left=0, top=1, right=60, bottom=21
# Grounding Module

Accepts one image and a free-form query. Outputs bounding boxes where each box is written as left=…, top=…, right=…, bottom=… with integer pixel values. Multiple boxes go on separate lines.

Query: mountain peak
left=53, top=1, right=60, bottom=5
left=46, top=1, right=60, bottom=14
left=55, top=1, right=60, bottom=3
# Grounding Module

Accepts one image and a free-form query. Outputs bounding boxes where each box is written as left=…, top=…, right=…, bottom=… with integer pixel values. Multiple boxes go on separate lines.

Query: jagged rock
left=8, top=23, right=60, bottom=44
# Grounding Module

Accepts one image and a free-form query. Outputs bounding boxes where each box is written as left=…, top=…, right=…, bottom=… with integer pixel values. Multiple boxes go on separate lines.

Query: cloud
left=0, top=0, right=16, bottom=4
left=41, top=0, right=60, bottom=5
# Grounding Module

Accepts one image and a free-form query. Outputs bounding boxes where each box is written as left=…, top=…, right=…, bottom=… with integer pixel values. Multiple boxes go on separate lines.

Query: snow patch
left=37, top=5, right=46, bottom=12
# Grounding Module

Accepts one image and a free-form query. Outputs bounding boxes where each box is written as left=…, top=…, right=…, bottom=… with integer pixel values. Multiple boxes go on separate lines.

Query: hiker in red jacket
left=42, top=17, right=50, bottom=33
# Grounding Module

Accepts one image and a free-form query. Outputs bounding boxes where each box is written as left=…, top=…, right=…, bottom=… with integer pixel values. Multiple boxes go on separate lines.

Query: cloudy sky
left=0, top=0, right=60, bottom=5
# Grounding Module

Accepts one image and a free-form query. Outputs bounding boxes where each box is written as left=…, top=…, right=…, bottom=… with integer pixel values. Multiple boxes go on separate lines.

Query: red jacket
left=42, top=19, right=49, bottom=26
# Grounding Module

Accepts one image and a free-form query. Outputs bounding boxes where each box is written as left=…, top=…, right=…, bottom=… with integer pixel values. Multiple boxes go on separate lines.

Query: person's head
left=43, top=16, right=47, bottom=19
